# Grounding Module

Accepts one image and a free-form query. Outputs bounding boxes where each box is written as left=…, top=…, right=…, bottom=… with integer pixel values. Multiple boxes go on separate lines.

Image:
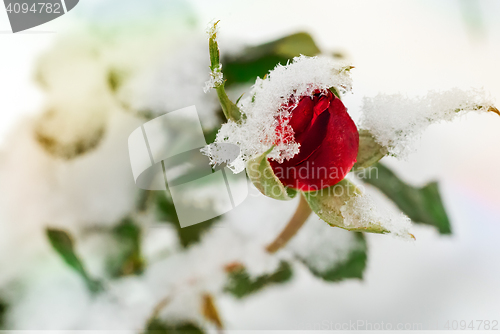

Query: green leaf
left=246, top=147, right=295, bottom=201
left=224, top=261, right=293, bottom=299
left=145, top=319, right=205, bottom=334
left=46, top=228, right=102, bottom=293
left=223, top=32, right=321, bottom=87
left=352, top=129, right=388, bottom=171
left=299, top=232, right=367, bottom=282
left=109, top=218, right=145, bottom=277
left=359, top=163, right=451, bottom=234
left=155, top=192, right=219, bottom=248
left=303, top=179, right=388, bottom=234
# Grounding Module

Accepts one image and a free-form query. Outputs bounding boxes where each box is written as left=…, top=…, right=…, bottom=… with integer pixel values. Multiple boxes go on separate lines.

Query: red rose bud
left=270, top=90, right=359, bottom=191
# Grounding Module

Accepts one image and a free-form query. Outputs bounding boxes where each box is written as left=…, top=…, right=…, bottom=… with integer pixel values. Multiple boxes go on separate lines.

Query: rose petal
left=288, top=96, right=314, bottom=135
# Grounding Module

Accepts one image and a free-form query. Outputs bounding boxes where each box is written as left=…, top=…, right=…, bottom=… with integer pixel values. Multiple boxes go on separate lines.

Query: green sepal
left=207, top=21, right=242, bottom=122
left=352, top=129, right=388, bottom=171
left=246, top=147, right=295, bottom=201
left=302, top=179, right=388, bottom=234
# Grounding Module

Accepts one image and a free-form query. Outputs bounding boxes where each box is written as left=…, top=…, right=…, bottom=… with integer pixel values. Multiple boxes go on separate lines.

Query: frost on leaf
left=213, top=55, right=353, bottom=173
left=360, top=88, right=496, bottom=158
left=304, top=179, right=413, bottom=239
left=203, top=63, right=224, bottom=93
left=203, top=21, right=224, bottom=93
left=340, top=194, right=413, bottom=240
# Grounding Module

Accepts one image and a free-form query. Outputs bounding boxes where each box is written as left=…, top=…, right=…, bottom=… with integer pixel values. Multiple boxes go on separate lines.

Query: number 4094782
left=443, top=320, right=498, bottom=330
left=6, top=2, right=62, bottom=14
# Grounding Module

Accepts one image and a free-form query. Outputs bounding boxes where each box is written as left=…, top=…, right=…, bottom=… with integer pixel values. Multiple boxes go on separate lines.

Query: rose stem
left=266, top=193, right=312, bottom=253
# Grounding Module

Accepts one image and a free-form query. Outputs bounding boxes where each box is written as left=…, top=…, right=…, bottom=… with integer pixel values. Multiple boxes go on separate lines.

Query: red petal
left=288, top=96, right=314, bottom=135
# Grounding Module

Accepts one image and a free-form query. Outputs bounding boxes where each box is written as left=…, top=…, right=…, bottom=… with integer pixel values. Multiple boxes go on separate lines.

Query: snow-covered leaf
left=288, top=219, right=368, bottom=282
left=309, top=234, right=367, bottom=282
left=46, top=228, right=102, bottom=293
left=360, top=88, right=496, bottom=158
left=224, top=261, right=293, bottom=299
left=360, top=163, right=451, bottom=234
left=303, top=179, right=388, bottom=234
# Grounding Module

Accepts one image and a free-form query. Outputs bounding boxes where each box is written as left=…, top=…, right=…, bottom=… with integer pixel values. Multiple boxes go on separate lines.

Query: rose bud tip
left=270, top=89, right=359, bottom=191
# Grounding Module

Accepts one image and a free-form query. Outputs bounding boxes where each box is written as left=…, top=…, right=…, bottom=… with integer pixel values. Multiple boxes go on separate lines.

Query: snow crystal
left=203, top=63, right=224, bottom=93
left=206, top=19, right=220, bottom=37
left=360, top=88, right=496, bottom=158
left=214, top=55, right=353, bottom=173
left=200, top=142, right=240, bottom=168
left=340, top=194, right=413, bottom=239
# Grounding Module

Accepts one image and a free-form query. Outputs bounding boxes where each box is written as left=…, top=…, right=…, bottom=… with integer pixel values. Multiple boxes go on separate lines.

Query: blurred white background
left=0, top=0, right=499, bottom=330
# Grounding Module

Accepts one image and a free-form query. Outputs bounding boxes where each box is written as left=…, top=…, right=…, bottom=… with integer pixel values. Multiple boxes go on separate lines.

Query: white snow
left=340, top=193, right=413, bottom=239
left=360, top=88, right=496, bottom=158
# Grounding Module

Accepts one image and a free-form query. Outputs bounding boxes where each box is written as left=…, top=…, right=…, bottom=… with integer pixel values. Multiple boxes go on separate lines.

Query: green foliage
left=145, top=319, right=204, bottom=334
left=299, top=233, right=368, bottom=282
left=109, top=217, right=145, bottom=277
left=46, top=228, right=102, bottom=293
left=223, top=32, right=321, bottom=87
left=155, top=192, right=219, bottom=248
left=224, top=261, right=293, bottom=299
left=360, top=163, right=452, bottom=234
